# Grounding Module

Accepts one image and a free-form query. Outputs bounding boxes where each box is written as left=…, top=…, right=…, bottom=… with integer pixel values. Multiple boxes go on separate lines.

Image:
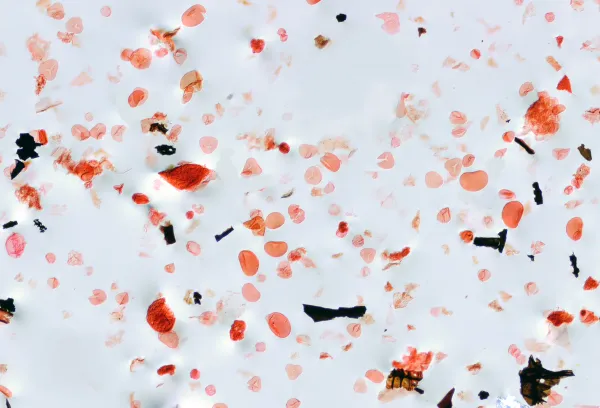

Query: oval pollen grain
left=566, top=217, right=583, bottom=241
left=502, top=201, right=524, bottom=228
left=264, top=241, right=288, bottom=257
left=459, top=170, right=488, bottom=192
left=267, top=312, right=291, bottom=338
left=238, top=250, right=259, bottom=276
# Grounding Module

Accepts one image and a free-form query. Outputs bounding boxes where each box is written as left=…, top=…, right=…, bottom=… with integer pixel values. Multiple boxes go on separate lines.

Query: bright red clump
left=524, top=91, right=565, bottom=140
left=392, top=347, right=433, bottom=372
left=15, top=184, right=42, bottom=210
left=250, top=39, right=265, bottom=54
left=337, top=222, right=349, bottom=237
left=383, top=247, right=411, bottom=262
left=159, top=163, right=211, bottom=191
left=230, top=319, right=246, bottom=341
left=547, top=310, right=574, bottom=326
left=132, top=193, right=150, bottom=204
left=279, top=143, right=290, bottom=154
left=584, top=277, right=599, bottom=291
left=157, top=364, right=176, bottom=376
left=147, top=298, right=176, bottom=333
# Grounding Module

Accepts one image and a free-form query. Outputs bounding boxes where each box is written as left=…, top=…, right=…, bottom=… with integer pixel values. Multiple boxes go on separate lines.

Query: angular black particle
left=569, top=253, right=580, bottom=278
left=527, top=255, right=535, bottom=262
left=578, top=144, right=592, bottom=161
left=10, top=160, right=25, bottom=180
left=215, top=226, right=234, bottom=242
left=0, top=298, right=15, bottom=315
left=532, top=182, right=543, bottom=205
left=478, top=391, right=489, bottom=400
left=418, top=27, right=427, bottom=36
left=6, top=399, right=10, bottom=408
left=160, top=223, right=176, bottom=245
left=437, top=388, right=455, bottom=408
left=473, top=229, right=507, bottom=253
left=514, top=137, right=535, bottom=155
left=149, top=123, right=168, bottom=134
left=2, top=221, right=18, bottom=229
left=303, top=304, right=366, bottom=322
left=33, top=219, right=47, bottom=233
left=16, top=133, right=42, bottom=161
left=155, top=145, right=176, bottom=156
left=336, top=13, right=346, bottom=22
left=193, top=291, right=202, bottom=305
left=519, top=356, right=573, bottom=406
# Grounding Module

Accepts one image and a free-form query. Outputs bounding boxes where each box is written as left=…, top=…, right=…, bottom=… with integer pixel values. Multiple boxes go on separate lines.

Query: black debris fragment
left=0, top=298, right=15, bottom=324
left=6, top=399, right=10, bottom=408
left=569, top=253, right=580, bottom=278
left=514, top=137, right=535, bottom=155
left=2, top=221, right=18, bottom=229
left=33, top=219, right=47, bottom=233
left=418, top=27, right=427, bottom=36
left=473, top=229, right=508, bottom=253
left=578, top=144, right=592, bottom=161
left=532, top=182, right=543, bottom=205
left=149, top=123, right=168, bottom=134
left=193, top=291, right=202, bottom=305
left=215, top=226, right=234, bottom=242
left=160, top=223, right=176, bottom=245
left=478, top=391, right=489, bottom=400
left=437, top=388, right=455, bottom=408
left=336, top=13, right=347, bottom=22
left=303, top=304, right=366, bottom=322
left=10, top=159, right=25, bottom=180
left=155, top=145, right=176, bottom=156
left=281, top=188, right=294, bottom=198
left=519, top=355, right=573, bottom=406
left=16, top=133, right=42, bottom=161
left=527, top=255, right=535, bottom=262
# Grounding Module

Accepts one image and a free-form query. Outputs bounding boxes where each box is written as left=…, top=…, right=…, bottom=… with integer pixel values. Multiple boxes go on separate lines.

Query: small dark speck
left=6, top=399, right=11, bottom=408
left=527, top=255, right=535, bottom=262
left=418, top=27, right=427, bottom=36
left=160, top=223, right=176, bottom=245
left=193, top=291, right=202, bottom=305
left=215, top=226, right=234, bottom=242
left=506, top=119, right=511, bottom=123
left=336, top=13, right=346, bottom=22
left=478, top=391, right=489, bottom=400
left=155, top=145, right=176, bottom=156
left=227, top=94, right=234, bottom=100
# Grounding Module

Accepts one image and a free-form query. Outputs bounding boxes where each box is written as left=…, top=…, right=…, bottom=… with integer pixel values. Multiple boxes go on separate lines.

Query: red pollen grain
left=230, top=319, right=246, bottom=341
left=186, top=211, right=194, bottom=219
left=547, top=310, right=574, bottom=326
left=159, top=163, right=211, bottom=191
left=146, top=298, right=176, bottom=333
left=250, top=39, right=265, bottom=54
left=15, top=184, right=42, bottom=210
left=584, top=276, right=599, bottom=291
left=279, top=142, right=290, bottom=154
left=157, top=364, right=176, bottom=376
left=132, top=193, right=150, bottom=204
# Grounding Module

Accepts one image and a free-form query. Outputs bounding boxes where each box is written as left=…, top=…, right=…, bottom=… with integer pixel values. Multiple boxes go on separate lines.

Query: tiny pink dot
left=255, top=342, right=266, bottom=352
left=545, top=12, right=555, bottom=22
left=190, top=369, right=200, bottom=380
left=46, top=253, right=56, bottom=264
left=85, top=112, right=94, bottom=122
left=205, top=385, right=216, bottom=396
left=100, top=6, right=112, bottom=17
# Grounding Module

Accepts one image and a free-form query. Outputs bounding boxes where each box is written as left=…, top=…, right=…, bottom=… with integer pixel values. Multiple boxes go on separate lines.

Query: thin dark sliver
left=514, top=137, right=535, bottom=155
left=303, top=304, right=366, bottom=322
left=215, top=226, right=234, bottom=242
left=532, top=182, right=543, bottom=205
left=281, top=188, right=294, bottom=198
left=33, top=219, right=47, bottom=233
left=2, top=221, right=18, bottom=229
left=10, top=160, right=25, bottom=180
left=569, top=253, right=579, bottom=278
